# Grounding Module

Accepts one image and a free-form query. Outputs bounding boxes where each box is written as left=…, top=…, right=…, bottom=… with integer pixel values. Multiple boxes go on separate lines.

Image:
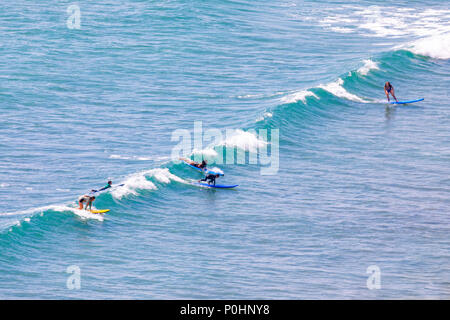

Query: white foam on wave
left=111, top=173, right=157, bottom=199
left=0, top=205, right=104, bottom=222
left=319, top=78, right=368, bottom=103
left=150, top=168, right=185, bottom=184
left=71, top=208, right=104, bottom=221
left=2, top=168, right=186, bottom=224
left=357, top=9, right=408, bottom=38
left=192, top=147, right=218, bottom=158
left=111, top=168, right=184, bottom=199
left=0, top=204, right=60, bottom=217
left=189, top=129, right=268, bottom=156
left=320, top=5, right=450, bottom=41
left=280, top=90, right=318, bottom=104
left=407, top=34, right=450, bottom=60
left=219, top=129, right=268, bottom=153
left=43, top=205, right=103, bottom=221
left=357, top=59, right=379, bottom=75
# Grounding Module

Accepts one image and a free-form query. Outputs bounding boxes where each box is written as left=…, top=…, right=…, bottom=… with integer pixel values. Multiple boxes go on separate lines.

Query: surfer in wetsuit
left=91, top=180, right=112, bottom=193
left=384, top=82, right=398, bottom=102
left=200, top=174, right=220, bottom=186
left=78, top=195, right=95, bottom=210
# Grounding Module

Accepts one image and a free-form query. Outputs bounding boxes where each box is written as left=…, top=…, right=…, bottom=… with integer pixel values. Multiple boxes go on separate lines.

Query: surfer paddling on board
left=91, top=180, right=112, bottom=193
left=180, top=157, right=208, bottom=170
left=384, top=82, right=398, bottom=103
left=78, top=195, right=95, bottom=210
left=199, top=174, right=220, bottom=186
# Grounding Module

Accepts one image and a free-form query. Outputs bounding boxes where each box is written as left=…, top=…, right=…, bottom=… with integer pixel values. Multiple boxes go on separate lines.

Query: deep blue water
left=0, top=0, right=449, bottom=299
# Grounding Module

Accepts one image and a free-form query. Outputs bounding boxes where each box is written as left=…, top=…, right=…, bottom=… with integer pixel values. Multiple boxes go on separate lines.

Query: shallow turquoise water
left=0, top=0, right=449, bottom=299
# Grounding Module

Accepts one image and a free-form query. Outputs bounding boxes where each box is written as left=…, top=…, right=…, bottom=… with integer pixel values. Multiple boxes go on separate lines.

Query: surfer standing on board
left=384, top=82, right=398, bottom=102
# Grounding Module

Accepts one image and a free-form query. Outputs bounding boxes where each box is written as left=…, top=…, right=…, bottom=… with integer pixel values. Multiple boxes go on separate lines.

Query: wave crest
left=111, top=168, right=184, bottom=199
left=319, top=78, right=368, bottom=103
left=407, top=34, right=450, bottom=60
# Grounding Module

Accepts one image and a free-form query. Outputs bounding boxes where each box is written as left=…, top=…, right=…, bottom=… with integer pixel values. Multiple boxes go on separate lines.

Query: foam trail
left=71, top=208, right=104, bottom=221
left=319, top=78, right=368, bottom=103
left=0, top=205, right=104, bottom=221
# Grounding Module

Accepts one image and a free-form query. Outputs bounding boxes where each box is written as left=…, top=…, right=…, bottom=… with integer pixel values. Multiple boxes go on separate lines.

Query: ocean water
left=0, top=0, right=449, bottom=299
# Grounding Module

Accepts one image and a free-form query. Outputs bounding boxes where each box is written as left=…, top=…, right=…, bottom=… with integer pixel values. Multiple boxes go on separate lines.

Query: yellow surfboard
left=90, top=209, right=110, bottom=214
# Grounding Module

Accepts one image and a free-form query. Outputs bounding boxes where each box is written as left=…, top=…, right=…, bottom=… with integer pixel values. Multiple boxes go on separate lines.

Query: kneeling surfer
left=78, top=195, right=95, bottom=210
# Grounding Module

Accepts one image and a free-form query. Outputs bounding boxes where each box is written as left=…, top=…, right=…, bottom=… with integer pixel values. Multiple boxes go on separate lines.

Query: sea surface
left=0, top=0, right=449, bottom=299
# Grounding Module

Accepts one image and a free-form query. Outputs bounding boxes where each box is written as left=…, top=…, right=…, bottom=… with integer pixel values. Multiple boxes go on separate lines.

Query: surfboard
left=192, top=182, right=238, bottom=189
left=181, top=159, right=224, bottom=176
left=90, top=209, right=110, bottom=214
left=389, top=98, right=424, bottom=105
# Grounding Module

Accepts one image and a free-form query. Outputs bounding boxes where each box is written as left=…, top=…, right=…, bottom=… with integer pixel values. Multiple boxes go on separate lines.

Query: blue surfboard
left=389, top=98, right=424, bottom=105
left=181, top=159, right=224, bottom=176
left=192, top=182, right=238, bottom=189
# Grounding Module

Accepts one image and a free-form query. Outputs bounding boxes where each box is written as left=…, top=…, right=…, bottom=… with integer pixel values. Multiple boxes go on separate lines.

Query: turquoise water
left=1, top=0, right=449, bottom=299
